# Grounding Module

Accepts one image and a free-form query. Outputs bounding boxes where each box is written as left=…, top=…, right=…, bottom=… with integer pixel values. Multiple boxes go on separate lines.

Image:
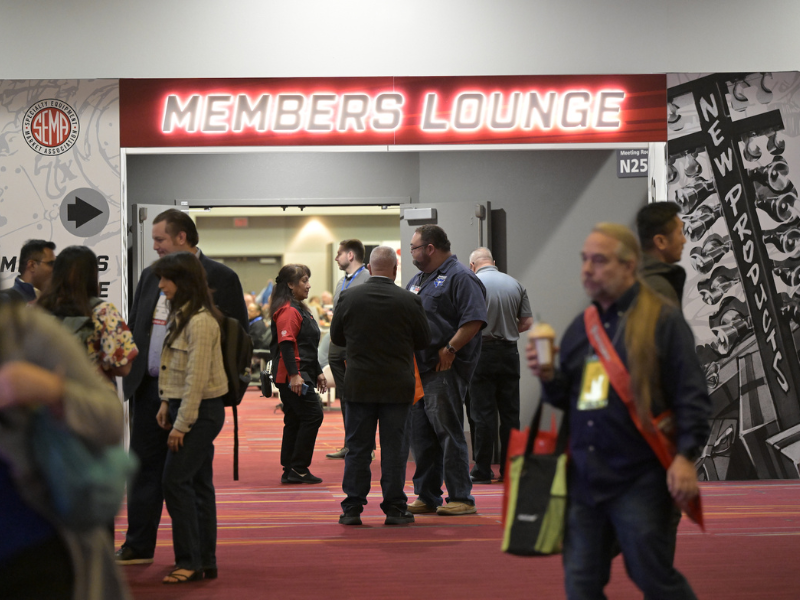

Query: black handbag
left=501, top=403, right=568, bottom=556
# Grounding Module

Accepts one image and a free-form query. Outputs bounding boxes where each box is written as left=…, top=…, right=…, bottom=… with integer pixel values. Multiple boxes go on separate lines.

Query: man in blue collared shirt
left=406, top=225, right=487, bottom=516
left=527, top=223, right=709, bottom=600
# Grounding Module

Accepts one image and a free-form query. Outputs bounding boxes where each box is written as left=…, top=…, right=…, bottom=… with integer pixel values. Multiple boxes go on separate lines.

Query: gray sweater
left=0, top=304, right=130, bottom=600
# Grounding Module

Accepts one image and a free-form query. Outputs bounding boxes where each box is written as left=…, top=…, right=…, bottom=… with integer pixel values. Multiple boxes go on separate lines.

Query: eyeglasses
left=410, top=243, right=429, bottom=253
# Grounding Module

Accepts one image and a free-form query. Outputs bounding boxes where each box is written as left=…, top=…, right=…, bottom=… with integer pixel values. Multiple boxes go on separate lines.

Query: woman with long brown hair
left=270, top=264, right=327, bottom=484
left=152, top=251, right=228, bottom=584
left=37, top=245, right=137, bottom=382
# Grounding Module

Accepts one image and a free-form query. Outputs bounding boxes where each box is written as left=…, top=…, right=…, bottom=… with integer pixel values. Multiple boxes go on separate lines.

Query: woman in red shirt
left=269, top=264, right=327, bottom=484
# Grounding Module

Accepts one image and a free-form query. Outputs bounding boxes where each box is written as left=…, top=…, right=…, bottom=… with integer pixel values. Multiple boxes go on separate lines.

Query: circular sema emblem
left=23, top=99, right=80, bottom=155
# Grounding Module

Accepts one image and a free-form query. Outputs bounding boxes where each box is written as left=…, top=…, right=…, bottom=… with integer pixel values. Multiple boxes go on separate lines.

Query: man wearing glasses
left=6, top=239, right=56, bottom=302
left=405, top=225, right=487, bottom=516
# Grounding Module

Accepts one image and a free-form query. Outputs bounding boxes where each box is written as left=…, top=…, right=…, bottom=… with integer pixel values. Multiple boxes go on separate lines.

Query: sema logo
left=23, top=99, right=80, bottom=155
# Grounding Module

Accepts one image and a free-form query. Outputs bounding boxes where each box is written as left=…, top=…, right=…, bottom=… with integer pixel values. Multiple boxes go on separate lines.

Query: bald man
left=468, top=247, right=532, bottom=484
left=330, top=246, right=430, bottom=525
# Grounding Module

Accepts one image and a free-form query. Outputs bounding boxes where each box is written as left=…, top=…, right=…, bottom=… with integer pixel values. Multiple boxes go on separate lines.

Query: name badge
left=410, top=285, right=421, bottom=294
left=578, top=355, right=609, bottom=411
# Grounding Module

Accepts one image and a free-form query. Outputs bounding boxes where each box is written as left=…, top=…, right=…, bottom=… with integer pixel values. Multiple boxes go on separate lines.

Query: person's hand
left=290, top=373, right=305, bottom=395
left=525, top=341, right=557, bottom=382
left=0, top=361, right=64, bottom=410
left=436, top=347, right=455, bottom=372
left=316, top=373, right=328, bottom=394
left=156, top=401, right=171, bottom=430
left=168, top=428, right=186, bottom=453
left=667, top=454, right=699, bottom=507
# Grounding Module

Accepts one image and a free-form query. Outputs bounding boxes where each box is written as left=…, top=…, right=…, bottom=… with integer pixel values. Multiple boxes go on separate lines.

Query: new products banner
left=668, top=71, right=800, bottom=481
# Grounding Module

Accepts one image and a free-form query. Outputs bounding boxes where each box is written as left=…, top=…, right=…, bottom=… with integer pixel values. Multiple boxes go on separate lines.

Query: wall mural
left=0, top=79, right=123, bottom=310
left=668, top=72, right=800, bottom=480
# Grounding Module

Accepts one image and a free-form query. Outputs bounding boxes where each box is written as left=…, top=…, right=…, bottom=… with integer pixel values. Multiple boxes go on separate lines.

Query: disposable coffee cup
left=529, top=321, right=556, bottom=368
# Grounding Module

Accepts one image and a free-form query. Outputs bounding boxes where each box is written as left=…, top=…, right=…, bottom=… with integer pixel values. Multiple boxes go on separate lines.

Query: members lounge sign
left=120, top=75, right=666, bottom=147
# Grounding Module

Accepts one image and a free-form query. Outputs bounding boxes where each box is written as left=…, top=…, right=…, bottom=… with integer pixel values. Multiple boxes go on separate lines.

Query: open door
left=130, top=203, right=168, bottom=302
left=399, top=202, right=491, bottom=286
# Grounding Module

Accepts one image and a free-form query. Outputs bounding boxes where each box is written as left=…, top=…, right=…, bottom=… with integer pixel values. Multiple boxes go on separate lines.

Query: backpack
left=58, top=298, right=103, bottom=346
left=218, top=316, right=254, bottom=480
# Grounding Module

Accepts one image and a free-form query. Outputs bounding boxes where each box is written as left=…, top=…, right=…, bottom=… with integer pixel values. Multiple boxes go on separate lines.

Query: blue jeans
left=124, top=375, right=168, bottom=556
left=468, top=341, right=520, bottom=478
left=162, top=397, right=225, bottom=571
left=411, top=369, right=474, bottom=507
left=563, top=467, right=697, bottom=600
left=342, top=402, right=411, bottom=514
left=278, top=383, right=324, bottom=472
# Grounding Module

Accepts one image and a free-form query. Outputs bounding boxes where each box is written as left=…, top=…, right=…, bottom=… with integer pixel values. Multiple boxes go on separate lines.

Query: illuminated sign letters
left=121, top=75, right=666, bottom=147
left=162, top=89, right=626, bottom=135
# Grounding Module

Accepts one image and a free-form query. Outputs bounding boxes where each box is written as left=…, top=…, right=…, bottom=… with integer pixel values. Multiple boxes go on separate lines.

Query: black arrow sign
left=67, top=196, right=103, bottom=228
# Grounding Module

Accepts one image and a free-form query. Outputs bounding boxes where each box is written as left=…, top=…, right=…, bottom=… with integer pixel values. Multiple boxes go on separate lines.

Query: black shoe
left=326, top=447, right=348, bottom=459
left=280, top=471, right=290, bottom=484
left=115, top=546, right=154, bottom=565
left=470, top=468, right=495, bottom=484
left=203, top=567, right=218, bottom=579
left=286, top=469, right=323, bottom=484
left=339, top=510, right=362, bottom=525
left=384, top=508, right=415, bottom=525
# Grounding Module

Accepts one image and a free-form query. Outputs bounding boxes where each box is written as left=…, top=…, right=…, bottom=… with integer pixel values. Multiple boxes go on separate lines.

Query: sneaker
left=286, top=469, right=323, bottom=484
left=115, top=546, right=154, bottom=565
left=436, top=502, right=477, bottom=516
left=338, top=510, right=362, bottom=525
left=280, top=471, right=290, bottom=484
left=470, top=468, right=495, bottom=484
left=384, top=508, right=415, bottom=525
left=326, top=447, right=348, bottom=459
left=407, top=498, right=437, bottom=514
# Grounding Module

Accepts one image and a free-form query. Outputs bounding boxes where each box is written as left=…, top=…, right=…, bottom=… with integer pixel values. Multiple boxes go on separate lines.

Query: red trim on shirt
left=273, top=302, right=302, bottom=383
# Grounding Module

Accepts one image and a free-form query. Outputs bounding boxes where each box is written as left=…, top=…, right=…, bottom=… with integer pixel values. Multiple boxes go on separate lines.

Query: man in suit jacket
left=116, top=209, right=247, bottom=565
left=330, top=246, right=430, bottom=526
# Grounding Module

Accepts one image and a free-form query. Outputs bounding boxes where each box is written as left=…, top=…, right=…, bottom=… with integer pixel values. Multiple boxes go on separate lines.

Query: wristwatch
left=445, top=343, right=457, bottom=355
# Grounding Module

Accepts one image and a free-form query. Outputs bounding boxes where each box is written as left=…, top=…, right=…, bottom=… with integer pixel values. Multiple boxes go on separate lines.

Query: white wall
left=1, top=0, right=798, bottom=79
left=196, top=214, right=400, bottom=292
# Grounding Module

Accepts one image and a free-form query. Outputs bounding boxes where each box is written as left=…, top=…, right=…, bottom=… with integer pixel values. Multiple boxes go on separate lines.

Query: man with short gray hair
left=467, top=247, right=532, bottom=483
left=330, top=246, right=430, bottom=525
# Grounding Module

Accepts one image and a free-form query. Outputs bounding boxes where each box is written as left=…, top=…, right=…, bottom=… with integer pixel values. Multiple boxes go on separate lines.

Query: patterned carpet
left=117, top=388, right=800, bottom=599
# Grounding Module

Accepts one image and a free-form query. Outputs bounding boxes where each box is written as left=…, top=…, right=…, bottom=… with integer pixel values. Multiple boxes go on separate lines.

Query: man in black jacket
left=330, top=246, right=430, bottom=525
left=636, top=201, right=687, bottom=307
left=116, top=209, right=247, bottom=565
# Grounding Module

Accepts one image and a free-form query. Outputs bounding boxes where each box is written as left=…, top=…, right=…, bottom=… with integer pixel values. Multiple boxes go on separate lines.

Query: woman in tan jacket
left=152, top=252, right=228, bottom=584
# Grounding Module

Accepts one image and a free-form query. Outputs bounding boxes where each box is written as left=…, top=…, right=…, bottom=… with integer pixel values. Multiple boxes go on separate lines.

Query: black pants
left=123, top=375, right=169, bottom=556
left=468, top=341, right=521, bottom=478
left=278, top=383, right=324, bottom=471
left=341, top=402, right=411, bottom=514
left=328, top=343, right=348, bottom=446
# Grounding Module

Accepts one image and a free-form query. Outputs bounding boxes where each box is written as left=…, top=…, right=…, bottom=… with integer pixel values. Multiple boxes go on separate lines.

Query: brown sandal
left=163, top=568, right=203, bottom=584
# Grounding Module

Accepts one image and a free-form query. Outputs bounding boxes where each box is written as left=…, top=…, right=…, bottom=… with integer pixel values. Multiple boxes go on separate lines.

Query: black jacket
left=330, top=277, right=430, bottom=404
left=122, top=250, right=248, bottom=399
left=640, top=254, right=686, bottom=307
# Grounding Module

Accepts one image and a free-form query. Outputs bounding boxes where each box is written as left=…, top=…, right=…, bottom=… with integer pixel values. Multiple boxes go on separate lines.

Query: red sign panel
left=120, top=75, right=666, bottom=147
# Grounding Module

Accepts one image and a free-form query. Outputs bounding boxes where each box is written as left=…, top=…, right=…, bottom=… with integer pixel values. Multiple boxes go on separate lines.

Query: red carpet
left=118, top=389, right=800, bottom=599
